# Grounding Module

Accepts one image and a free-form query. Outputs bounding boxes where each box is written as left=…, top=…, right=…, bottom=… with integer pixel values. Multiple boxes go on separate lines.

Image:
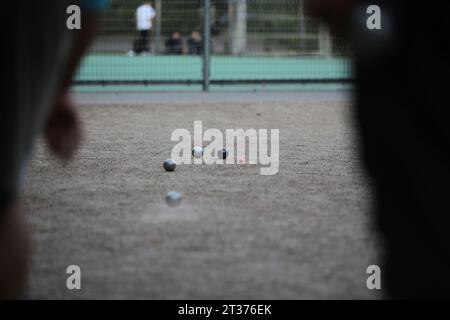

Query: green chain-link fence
left=76, top=0, right=353, bottom=89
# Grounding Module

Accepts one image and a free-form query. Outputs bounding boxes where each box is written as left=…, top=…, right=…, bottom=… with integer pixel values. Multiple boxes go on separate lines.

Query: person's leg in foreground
left=0, top=0, right=105, bottom=298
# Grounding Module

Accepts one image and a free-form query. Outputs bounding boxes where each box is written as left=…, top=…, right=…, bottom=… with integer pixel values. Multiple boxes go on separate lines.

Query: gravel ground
left=23, top=94, right=382, bottom=299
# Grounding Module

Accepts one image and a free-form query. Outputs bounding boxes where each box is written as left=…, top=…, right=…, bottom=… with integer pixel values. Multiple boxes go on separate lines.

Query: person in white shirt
left=134, top=2, right=156, bottom=54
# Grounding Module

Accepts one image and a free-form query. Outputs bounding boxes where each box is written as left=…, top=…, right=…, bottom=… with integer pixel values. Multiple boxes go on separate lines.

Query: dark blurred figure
left=308, top=0, right=450, bottom=298
left=188, top=31, right=203, bottom=55
left=165, top=32, right=183, bottom=55
left=0, top=0, right=105, bottom=298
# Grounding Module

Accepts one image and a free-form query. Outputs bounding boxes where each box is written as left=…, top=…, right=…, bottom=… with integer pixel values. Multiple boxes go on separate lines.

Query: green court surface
left=76, top=54, right=352, bottom=83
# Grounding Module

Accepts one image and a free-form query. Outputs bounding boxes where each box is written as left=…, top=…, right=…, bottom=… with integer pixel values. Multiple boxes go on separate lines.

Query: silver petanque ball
left=165, top=191, right=182, bottom=207
left=217, top=148, right=229, bottom=160
left=163, top=159, right=176, bottom=172
left=192, top=146, right=204, bottom=159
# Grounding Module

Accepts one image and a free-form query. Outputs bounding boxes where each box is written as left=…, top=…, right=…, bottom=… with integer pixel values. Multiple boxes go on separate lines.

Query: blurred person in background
left=307, top=0, right=450, bottom=298
left=0, top=0, right=106, bottom=298
left=188, top=31, right=203, bottom=55
left=132, top=2, right=156, bottom=55
left=165, top=31, right=183, bottom=55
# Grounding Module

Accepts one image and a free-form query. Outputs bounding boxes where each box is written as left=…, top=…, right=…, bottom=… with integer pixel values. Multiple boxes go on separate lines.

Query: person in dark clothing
left=165, top=32, right=183, bottom=55
left=188, top=31, right=203, bottom=55
left=0, top=0, right=105, bottom=299
left=308, top=0, right=450, bottom=298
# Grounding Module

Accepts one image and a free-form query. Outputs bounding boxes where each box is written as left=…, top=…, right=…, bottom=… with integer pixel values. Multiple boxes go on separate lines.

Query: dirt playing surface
left=23, top=94, right=382, bottom=299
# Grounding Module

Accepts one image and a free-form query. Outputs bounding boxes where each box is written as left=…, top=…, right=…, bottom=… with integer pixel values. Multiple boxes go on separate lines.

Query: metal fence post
left=155, top=0, right=162, bottom=54
left=203, top=0, right=211, bottom=92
